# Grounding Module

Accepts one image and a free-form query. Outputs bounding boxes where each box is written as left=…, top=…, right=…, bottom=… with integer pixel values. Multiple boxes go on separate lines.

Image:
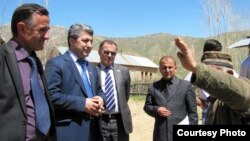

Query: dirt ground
left=128, top=98, right=202, bottom=141
left=129, top=99, right=154, bottom=141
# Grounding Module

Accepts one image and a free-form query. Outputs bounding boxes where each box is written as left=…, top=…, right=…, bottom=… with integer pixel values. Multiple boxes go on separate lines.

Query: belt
left=101, top=113, right=120, bottom=120
left=82, top=114, right=95, bottom=120
left=89, top=115, right=95, bottom=119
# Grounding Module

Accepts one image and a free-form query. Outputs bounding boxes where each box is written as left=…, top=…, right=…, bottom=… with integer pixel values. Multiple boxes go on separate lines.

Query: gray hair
left=67, top=24, right=94, bottom=47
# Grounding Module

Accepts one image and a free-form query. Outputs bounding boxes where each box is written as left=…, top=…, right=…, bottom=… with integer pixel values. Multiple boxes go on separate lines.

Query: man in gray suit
left=144, top=56, right=198, bottom=141
left=97, top=40, right=133, bottom=141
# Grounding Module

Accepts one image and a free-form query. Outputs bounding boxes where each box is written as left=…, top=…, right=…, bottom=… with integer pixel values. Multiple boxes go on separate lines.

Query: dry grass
left=129, top=98, right=154, bottom=141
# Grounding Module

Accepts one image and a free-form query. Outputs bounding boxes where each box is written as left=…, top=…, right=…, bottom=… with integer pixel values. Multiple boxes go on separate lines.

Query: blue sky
left=0, top=0, right=249, bottom=38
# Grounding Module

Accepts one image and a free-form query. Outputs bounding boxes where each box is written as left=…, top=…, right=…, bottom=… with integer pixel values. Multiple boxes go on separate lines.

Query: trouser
left=100, top=113, right=129, bottom=141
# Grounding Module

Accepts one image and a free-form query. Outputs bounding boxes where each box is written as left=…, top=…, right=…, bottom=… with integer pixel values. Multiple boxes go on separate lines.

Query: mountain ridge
left=1, top=25, right=250, bottom=78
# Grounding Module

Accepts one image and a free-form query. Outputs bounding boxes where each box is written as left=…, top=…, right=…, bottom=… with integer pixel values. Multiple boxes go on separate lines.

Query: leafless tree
left=201, top=0, right=233, bottom=40
left=201, top=0, right=250, bottom=71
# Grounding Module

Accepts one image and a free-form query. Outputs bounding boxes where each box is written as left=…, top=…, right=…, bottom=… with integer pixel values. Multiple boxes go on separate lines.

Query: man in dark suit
left=45, top=24, right=105, bottom=141
left=144, top=56, right=198, bottom=141
left=97, top=40, right=133, bottom=141
left=0, top=3, right=56, bottom=141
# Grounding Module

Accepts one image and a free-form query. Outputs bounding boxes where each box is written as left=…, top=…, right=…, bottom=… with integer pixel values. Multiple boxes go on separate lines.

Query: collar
left=100, top=63, right=113, bottom=70
left=161, top=76, right=174, bottom=85
left=10, top=39, right=32, bottom=62
left=68, top=50, right=88, bottom=64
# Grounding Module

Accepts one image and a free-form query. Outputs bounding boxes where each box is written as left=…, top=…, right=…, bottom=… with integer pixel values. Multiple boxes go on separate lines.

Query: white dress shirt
left=100, top=64, right=119, bottom=113
left=240, top=55, right=250, bottom=79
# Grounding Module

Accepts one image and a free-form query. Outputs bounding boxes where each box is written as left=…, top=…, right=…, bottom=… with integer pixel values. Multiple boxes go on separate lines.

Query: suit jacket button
left=22, top=120, right=26, bottom=125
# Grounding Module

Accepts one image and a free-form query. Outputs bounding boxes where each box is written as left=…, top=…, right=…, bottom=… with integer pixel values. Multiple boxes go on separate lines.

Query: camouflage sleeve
left=192, top=63, right=250, bottom=112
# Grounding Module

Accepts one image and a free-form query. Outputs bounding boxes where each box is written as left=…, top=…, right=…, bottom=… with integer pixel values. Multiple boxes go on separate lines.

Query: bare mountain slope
left=1, top=25, right=250, bottom=78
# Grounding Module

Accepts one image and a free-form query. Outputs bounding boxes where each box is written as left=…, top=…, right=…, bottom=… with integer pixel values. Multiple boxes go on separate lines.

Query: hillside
left=1, top=25, right=250, bottom=78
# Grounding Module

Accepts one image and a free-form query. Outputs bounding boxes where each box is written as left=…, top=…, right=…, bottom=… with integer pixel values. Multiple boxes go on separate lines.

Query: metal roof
left=228, top=38, right=250, bottom=49
left=57, top=46, right=158, bottom=69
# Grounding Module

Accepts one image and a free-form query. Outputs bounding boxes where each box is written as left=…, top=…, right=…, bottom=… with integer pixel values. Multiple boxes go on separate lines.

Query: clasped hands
left=85, top=96, right=105, bottom=117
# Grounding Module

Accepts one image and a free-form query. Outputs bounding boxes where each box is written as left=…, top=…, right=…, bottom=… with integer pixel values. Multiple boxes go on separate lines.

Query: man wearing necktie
left=45, top=24, right=105, bottom=141
left=0, top=3, right=56, bottom=141
left=97, top=40, right=133, bottom=141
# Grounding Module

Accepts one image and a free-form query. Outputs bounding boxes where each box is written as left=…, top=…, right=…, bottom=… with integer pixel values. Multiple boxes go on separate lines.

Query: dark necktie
left=105, top=68, right=116, bottom=111
left=77, top=59, right=93, bottom=98
left=164, top=80, right=170, bottom=99
left=27, top=56, right=51, bottom=135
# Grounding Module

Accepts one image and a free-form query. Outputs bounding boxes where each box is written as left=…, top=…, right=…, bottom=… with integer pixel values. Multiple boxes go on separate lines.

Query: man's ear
left=17, top=22, right=26, bottom=35
left=69, top=38, right=75, bottom=47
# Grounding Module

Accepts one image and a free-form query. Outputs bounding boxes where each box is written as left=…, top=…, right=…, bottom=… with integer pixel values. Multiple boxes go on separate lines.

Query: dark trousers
left=90, top=118, right=102, bottom=141
left=100, top=114, right=129, bottom=141
left=241, top=115, right=250, bottom=125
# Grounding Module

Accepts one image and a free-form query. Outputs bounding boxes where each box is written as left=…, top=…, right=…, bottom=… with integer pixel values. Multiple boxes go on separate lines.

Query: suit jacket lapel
left=113, top=64, right=120, bottom=92
left=96, top=64, right=103, bottom=83
left=87, top=64, right=96, bottom=96
left=4, top=42, right=27, bottom=117
left=64, top=52, right=88, bottom=97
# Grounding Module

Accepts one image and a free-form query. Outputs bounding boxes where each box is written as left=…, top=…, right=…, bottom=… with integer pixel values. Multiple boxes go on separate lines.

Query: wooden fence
left=130, top=83, right=150, bottom=95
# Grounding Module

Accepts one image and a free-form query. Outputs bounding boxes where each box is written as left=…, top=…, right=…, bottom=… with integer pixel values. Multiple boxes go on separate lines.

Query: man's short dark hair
left=11, top=3, right=49, bottom=37
left=99, top=39, right=117, bottom=49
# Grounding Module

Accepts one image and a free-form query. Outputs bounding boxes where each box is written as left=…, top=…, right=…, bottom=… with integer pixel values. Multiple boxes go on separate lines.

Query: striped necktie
left=105, top=68, right=116, bottom=111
